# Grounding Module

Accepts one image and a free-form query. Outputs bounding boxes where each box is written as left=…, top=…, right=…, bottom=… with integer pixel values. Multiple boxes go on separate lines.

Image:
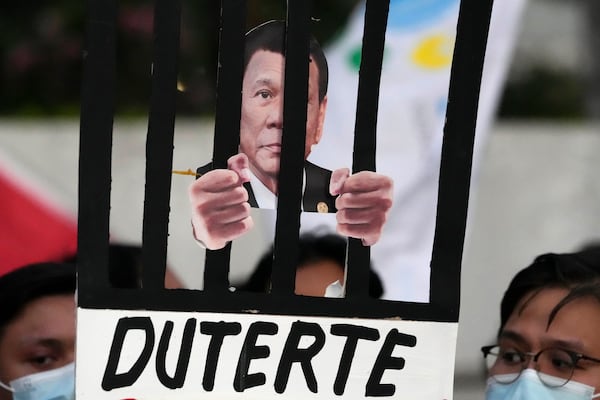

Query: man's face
left=295, top=259, right=345, bottom=297
left=0, top=294, right=75, bottom=400
left=495, top=287, right=600, bottom=390
left=239, top=50, right=327, bottom=192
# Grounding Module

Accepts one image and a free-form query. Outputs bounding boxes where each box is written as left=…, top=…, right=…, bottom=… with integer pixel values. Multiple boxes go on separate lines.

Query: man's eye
left=550, top=357, right=574, bottom=371
left=29, top=355, right=56, bottom=367
left=500, top=350, right=524, bottom=364
left=257, top=90, right=271, bottom=99
left=545, top=349, right=575, bottom=372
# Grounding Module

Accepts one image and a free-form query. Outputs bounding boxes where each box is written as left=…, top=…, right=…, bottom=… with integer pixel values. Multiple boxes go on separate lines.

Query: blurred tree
left=0, top=0, right=359, bottom=117
left=1, top=0, right=85, bottom=115
left=499, top=66, right=586, bottom=120
left=583, top=0, right=600, bottom=118
left=0, top=0, right=593, bottom=120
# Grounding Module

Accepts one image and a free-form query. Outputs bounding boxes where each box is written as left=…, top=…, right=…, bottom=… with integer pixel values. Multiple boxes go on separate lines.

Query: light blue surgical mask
left=0, top=362, right=74, bottom=400
left=486, top=368, right=600, bottom=400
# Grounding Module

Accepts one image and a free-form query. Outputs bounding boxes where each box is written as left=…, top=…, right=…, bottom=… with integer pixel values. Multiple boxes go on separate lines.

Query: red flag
left=0, top=169, right=77, bottom=276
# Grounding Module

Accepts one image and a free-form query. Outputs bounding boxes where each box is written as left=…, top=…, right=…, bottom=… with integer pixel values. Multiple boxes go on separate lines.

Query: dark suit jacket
left=196, top=160, right=337, bottom=213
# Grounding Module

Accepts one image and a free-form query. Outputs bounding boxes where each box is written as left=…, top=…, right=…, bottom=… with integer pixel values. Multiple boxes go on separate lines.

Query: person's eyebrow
left=500, top=330, right=589, bottom=354
left=544, top=338, right=587, bottom=353
left=19, top=336, right=69, bottom=351
left=498, top=330, right=529, bottom=347
left=252, top=78, right=275, bottom=88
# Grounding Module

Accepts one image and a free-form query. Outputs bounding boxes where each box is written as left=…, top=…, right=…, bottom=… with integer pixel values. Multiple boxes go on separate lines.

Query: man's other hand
left=188, top=154, right=254, bottom=250
left=330, top=168, right=393, bottom=246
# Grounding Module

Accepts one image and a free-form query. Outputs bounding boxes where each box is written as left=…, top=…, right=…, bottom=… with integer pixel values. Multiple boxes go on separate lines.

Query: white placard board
left=77, top=309, right=456, bottom=399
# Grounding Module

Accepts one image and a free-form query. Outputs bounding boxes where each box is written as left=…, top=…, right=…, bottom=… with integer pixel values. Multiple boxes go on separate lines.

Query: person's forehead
left=0, top=295, right=75, bottom=356
left=544, top=295, right=600, bottom=352
left=500, top=288, right=567, bottom=343
left=7, top=295, right=75, bottom=333
left=514, top=287, right=568, bottom=317
left=503, top=288, right=600, bottom=354
left=244, top=50, right=319, bottom=85
left=244, top=50, right=283, bottom=81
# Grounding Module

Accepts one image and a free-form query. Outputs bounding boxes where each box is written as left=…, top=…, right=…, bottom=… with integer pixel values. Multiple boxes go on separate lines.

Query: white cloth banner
left=308, top=0, right=527, bottom=301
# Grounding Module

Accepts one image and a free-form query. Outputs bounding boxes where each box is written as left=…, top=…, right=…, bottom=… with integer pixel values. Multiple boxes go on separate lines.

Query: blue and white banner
left=309, top=0, right=527, bottom=302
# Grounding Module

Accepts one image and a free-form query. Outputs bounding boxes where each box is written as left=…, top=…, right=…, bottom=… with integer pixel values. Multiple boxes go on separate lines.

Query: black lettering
left=200, top=321, right=242, bottom=391
left=101, top=317, right=155, bottom=391
left=274, top=321, right=325, bottom=394
left=330, top=324, right=380, bottom=395
left=155, top=318, right=196, bottom=389
left=234, top=321, right=278, bottom=392
left=365, top=329, right=416, bottom=397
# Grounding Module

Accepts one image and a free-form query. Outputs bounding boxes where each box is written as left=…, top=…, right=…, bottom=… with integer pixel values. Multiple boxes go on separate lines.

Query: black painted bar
left=429, top=0, right=494, bottom=319
left=203, top=0, right=247, bottom=292
left=345, top=0, right=390, bottom=299
left=77, top=0, right=117, bottom=300
left=141, top=0, right=182, bottom=289
left=270, top=1, right=313, bottom=296
left=75, top=287, right=453, bottom=321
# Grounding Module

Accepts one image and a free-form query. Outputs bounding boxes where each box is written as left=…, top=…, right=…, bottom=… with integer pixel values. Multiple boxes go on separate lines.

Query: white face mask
left=486, top=368, right=600, bottom=400
left=0, top=362, right=74, bottom=400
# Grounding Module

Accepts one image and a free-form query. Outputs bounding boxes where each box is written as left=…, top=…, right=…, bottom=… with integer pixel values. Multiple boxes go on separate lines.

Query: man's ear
left=315, top=95, right=328, bottom=144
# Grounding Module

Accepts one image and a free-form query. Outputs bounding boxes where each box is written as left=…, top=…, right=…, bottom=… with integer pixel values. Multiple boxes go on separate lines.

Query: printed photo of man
left=189, top=20, right=393, bottom=250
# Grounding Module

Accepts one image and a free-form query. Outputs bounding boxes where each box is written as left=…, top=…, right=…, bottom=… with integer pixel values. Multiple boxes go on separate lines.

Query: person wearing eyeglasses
left=481, top=245, right=600, bottom=399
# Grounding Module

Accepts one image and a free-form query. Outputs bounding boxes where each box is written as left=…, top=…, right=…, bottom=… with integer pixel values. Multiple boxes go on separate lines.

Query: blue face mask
left=0, top=362, right=75, bottom=400
left=486, top=368, right=600, bottom=400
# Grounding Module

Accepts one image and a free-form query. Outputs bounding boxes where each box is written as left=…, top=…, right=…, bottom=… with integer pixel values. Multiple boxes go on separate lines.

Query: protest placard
left=77, top=0, right=493, bottom=397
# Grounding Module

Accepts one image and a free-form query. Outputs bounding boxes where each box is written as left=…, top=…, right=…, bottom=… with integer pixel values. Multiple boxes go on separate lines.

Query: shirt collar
left=248, top=169, right=307, bottom=210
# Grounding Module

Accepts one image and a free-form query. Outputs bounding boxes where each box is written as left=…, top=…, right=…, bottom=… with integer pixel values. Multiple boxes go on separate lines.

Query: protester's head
left=0, top=262, right=76, bottom=400
left=240, top=20, right=329, bottom=192
left=64, top=243, right=183, bottom=289
left=240, top=233, right=384, bottom=298
left=482, top=245, right=600, bottom=399
left=498, top=247, right=600, bottom=332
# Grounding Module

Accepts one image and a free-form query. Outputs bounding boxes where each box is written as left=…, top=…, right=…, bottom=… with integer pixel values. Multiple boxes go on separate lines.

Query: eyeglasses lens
left=485, top=346, right=574, bottom=387
left=536, top=348, right=574, bottom=387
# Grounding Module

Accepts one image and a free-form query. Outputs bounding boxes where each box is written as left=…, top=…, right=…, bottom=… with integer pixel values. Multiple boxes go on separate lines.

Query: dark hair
left=244, top=20, right=328, bottom=102
left=64, top=244, right=144, bottom=288
left=239, top=233, right=384, bottom=298
left=499, top=245, right=600, bottom=333
left=0, top=262, right=76, bottom=333
left=547, top=282, right=600, bottom=328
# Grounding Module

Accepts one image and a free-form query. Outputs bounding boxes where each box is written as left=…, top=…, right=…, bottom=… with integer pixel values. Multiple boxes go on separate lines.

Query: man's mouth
left=261, top=143, right=281, bottom=153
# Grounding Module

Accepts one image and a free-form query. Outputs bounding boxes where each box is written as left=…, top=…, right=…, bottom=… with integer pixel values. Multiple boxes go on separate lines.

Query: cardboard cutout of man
left=189, top=20, right=393, bottom=250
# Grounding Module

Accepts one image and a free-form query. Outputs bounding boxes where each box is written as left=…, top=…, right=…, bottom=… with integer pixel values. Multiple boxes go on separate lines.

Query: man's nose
left=523, top=354, right=537, bottom=369
left=266, top=99, right=284, bottom=129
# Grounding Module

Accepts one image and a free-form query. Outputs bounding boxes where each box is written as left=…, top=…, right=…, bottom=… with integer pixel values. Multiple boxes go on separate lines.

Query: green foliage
left=2, top=1, right=589, bottom=120
left=499, top=66, right=587, bottom=120
left=1, top=0, right=359, bottom=117
left=1, top=0, right=85, bottom=116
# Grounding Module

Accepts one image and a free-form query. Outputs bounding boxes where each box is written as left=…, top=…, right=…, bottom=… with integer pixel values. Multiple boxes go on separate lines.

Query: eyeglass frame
left=481, top=344, right=600, bottom=387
